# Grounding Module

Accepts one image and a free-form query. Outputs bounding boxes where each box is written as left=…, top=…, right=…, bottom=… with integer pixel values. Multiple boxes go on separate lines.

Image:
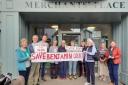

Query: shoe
left=68, top=75, right=72, bottom=80
left=42, top=78, right=47, bottom=81
left=51, top=77, right=54, bottom=79
left=73, top=75, right=77, bottom=79
left=36, top=83, right=40, bottom=85
left=103, top=77, right=106, bottom=81
left=84, top=82, right=91, bottom=85
left=54, top=76, right=57, bottom=79
left=99, top=77, right=103, bottom=80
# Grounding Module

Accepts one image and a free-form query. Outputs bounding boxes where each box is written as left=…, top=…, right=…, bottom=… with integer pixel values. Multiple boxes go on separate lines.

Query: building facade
left=0, top=0, right=128, bottom=84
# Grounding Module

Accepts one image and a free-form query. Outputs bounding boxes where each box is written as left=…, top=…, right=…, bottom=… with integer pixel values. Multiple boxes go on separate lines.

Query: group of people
left=16, top=34, right=121, bottom=85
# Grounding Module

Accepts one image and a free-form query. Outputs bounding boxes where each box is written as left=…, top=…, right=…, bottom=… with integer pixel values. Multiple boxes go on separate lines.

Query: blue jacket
left=28, top=44, right=34, bottom=53
left=16, top=47, right=30, bottom=71
left=84, top=45, right=96, bottom=62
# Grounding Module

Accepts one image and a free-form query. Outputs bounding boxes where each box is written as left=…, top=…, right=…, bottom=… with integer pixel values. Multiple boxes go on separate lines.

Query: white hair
left=87, top=38, right=95, bottom=46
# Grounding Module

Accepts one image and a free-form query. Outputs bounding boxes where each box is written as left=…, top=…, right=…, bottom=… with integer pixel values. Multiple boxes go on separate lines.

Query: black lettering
left=41, top=1, right=47, bottom=8
left=35, top=1, right=40, bottom=8
left=120, top=2, right=125, bottom=8
left=25, top=1, right=32, bottom=8
left=47, top=3, right=53, bottom=8
left=113, top=2, right=119, bottom=8
left=107, top=2, right=112, bottom=8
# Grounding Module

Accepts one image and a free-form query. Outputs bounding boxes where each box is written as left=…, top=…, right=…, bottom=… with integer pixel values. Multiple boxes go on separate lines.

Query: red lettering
left=64, top=53, right=68, bottom=59
left=68, top=53, right=72, bottom=59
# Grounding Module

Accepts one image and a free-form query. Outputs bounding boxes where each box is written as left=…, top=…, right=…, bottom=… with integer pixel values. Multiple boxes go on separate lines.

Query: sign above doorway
left=1, top=0, right=128, bottom=12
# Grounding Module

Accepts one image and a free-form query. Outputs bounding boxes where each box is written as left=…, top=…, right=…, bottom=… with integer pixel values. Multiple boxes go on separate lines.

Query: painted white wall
left=1, top=12, right=19, bottom=78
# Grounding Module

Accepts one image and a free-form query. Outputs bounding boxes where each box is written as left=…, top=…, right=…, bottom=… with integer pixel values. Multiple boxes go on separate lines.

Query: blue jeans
left=68, top=61, right=77, bottom=75
left=59, top=61, right=67, bottom=78
left=40, top=63, right=45, bottom=79
left=107, top=59, right=119, bottom=85
left=85, top=62, right=95, bottom=85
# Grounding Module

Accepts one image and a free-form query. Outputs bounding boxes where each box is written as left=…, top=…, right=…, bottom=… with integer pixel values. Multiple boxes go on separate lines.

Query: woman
left=84, top=38, right=97, bottom=85
left=68, top=41, right=77, bottom=80
left=16, top=38, right=31, bottom=85
left=49, top=40, right=58, bottom=79
left=58, top=40, right=67, bottom=79
left=98, top=43, right=108, bottom=81
left=78, top=41, right=86, bottom=77
left=105, top=41, right=121, bottom=85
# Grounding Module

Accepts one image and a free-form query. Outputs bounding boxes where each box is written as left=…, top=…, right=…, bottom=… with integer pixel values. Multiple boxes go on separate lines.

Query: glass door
left=62, top=33, right=81, bottom=46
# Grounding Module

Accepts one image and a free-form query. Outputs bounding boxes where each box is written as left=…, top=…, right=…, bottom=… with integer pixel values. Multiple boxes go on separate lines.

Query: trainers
left=68, top=75, right=72, bottom=80
left=84, top=82, right=91, bottom=85
left=73, top=75, right=77, bottom=79
left=103, top=77, right=106, bottom=81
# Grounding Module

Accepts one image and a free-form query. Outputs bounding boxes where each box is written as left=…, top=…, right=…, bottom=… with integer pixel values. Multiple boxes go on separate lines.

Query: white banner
left=31, top=52, right=84, bottom=62
left=31, top=45, right=84, bottom=62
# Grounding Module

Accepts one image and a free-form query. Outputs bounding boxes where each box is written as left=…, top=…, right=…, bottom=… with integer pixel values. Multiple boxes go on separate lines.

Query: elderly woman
left=83, top=38, right=97, bottom=85
left=68, top=41, right=77, bottom=80
left=78, top=41, right=86, bottom=77
left=98, top=43, right=108, bottom=81
left=105, top=41, right=121, bottom=85
left=49, top=40, right=58, bottom=79
left=16, top=38, right=31, bottom=85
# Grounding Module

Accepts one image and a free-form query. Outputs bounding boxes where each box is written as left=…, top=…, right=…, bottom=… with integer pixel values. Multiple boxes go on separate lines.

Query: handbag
left=93, top=50, right=100, bottom=61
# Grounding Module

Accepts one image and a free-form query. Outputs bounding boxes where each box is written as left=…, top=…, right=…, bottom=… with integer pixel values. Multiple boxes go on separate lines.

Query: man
left=28, top=35, right=40, bottom=85
left=58, top=40, right=67, bottom=79
left=38, top=34, right=49, bottom=81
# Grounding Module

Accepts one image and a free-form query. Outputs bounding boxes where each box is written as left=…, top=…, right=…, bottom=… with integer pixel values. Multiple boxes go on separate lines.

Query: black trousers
left=85, top=62, right=95, bottom=85
left=78, top=61, right=86, bottom=77
left=50, top=63, right=58, bottom=78
left=19, top=67, right=31, bottom=85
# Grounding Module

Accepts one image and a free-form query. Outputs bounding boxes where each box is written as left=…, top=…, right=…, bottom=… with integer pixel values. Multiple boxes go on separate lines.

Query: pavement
left=39, top=76, right=110, bottom=85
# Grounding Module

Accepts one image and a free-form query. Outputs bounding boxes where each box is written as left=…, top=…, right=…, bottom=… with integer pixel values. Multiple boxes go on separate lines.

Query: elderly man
left=28, top=35, right=40, bottom=85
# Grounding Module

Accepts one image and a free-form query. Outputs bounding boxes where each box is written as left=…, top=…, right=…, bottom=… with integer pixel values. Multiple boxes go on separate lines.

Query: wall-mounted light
left=51, top=25, right=58, bottom=31
left=87, top=26, right=96, bottom=31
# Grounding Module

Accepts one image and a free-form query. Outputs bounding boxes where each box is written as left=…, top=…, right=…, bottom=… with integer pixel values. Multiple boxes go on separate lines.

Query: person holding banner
left=28, top=35, right=40, bottom=85
left=58, top=40, right=67, bottom=79
left=68, top=41, right=77, bottom=80
left=16, top=38, right=31, bottom=85
left=84, top=38, right=97, bottom=85
left=49, top=40, right=58, bottom=79
left=38, top=34, right=49, bottom=81
left=78, top=41, right=86, bottom=77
